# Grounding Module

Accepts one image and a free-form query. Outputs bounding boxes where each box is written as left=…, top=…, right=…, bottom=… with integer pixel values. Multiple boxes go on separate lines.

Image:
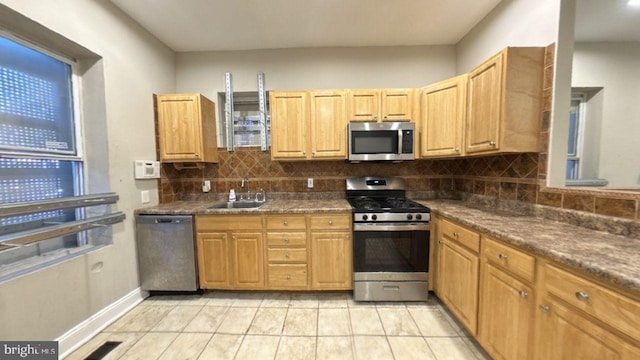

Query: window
left=0, top=33, right=85, bottom=273
left=566, top=94, right=584, bottom=180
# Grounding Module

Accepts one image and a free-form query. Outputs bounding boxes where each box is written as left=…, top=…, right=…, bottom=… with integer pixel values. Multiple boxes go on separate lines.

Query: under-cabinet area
left=430, top=212, right=640, bottom=360
left=196, top=212, right=352, bottom=291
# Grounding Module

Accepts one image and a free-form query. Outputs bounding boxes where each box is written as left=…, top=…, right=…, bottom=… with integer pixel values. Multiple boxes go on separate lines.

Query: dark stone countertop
left=419, top=199, right=640, bottom=295
left=135, top=198, right=639, bottom=295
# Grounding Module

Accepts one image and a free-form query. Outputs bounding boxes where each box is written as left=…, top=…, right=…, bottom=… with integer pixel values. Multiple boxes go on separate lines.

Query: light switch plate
left=141, top=190, right=150, bottom=204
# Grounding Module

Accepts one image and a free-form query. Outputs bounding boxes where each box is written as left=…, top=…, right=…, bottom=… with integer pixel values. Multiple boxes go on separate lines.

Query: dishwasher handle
left=135, top=215, right=193, bottom=225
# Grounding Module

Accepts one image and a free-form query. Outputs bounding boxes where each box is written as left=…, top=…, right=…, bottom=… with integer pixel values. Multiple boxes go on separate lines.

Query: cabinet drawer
left=267, top=248, right=307, bottom=263
left=441, top=218, right=480, bottom=253
left=483, top=237, right=535, bottom=283
left=196, top=215, right=262, bottom=231
left=268, top=264, right=308, bottom=288
left=309, top=214, right=351, bottom=230
left=266, top=215, right=307, bottom=230
left=266, top=232, right=307, bottom=247
left=544, top=264, right=640, bottom=342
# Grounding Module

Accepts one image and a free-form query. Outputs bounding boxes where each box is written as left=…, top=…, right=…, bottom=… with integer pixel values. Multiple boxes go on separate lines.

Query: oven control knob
left=371, top=214, right=377, bottom=221
left=406, top=214, right=413, bottom=220
left=362, top=214, right=368, bottom=221
left=416, top=214, right=422, bottom=220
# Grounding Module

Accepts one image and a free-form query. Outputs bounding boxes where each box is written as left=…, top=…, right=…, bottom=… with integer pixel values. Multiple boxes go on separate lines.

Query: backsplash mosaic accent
left=158, top=43, right=639, bottom=221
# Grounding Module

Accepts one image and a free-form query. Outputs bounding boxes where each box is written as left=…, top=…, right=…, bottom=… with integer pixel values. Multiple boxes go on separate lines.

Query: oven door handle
left=353, top=223, right=431, bottom=232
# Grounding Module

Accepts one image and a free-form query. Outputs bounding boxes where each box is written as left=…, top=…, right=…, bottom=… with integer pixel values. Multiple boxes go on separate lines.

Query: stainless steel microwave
left=348, top=121, right=415, bottom=162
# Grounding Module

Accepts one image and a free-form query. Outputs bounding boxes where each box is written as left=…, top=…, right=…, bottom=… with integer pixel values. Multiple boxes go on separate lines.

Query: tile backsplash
left=158, top=43, right=639, bottom=222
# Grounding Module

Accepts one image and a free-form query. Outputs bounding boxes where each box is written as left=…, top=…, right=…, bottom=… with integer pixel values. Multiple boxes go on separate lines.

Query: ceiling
left=575, top=0, right=640, bottom=42
left=109, top=0, right=503, bottom=52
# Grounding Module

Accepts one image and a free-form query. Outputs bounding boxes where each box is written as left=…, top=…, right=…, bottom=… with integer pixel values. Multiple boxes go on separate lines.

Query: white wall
left=0, top=0, right=175, bottom=345
left=176, top=46, right=457, bottom=97
left=572, top=42, right=640, bottom=186
left=455, top=0, right=560, bottom=73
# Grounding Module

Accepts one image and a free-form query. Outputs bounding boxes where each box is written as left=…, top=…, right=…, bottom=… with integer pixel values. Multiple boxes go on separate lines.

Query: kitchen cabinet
left=435, top=217, right=480, bottom=335
left=534, top=263, right=640, bottom=360
left=156, top=93, right=218, bottom=165
left=269, top=91, right=308, bottom=160
left=265, top=215, right=309, bottom=289
left=270, top=90, right=347, bottom=160
left=196, top=215, right=264, bottom=289
left=309, top=214, right=352, bottom=289
left=419, top=75, right=467, bottom=158
left=478, top=237, right=536, bottom=360
left=347, top=88, right=414, bottom=122
left=465, top=47, right=544, bottom=155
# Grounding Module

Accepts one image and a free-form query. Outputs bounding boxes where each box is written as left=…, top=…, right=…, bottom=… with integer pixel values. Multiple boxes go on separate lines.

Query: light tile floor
left=66, top=291, right=491, bottom=360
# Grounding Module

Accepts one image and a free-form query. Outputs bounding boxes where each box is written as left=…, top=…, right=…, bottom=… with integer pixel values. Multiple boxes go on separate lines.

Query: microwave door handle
left=398, top=129, right=403, bottom=154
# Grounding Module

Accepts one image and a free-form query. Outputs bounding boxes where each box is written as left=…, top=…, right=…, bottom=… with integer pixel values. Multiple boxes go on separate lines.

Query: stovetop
left=347, top=197, right=430, bottom=213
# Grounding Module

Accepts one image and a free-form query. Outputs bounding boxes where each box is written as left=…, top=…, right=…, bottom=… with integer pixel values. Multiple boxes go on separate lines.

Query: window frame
left=566, top=92, right=587, bottom=180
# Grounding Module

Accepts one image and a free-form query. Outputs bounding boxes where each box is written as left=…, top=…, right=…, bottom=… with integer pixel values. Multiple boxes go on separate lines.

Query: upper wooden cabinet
left=347, top=88, right=414, bottom=122
left=156, top=93, right=218, bottom=164
left=465, top=47, right=544, bottom=155
left=269, top=91, right=308, bottom=160
left=270, top=90, right=348, bottom=161
left=419, top=75, right=467, bottom=158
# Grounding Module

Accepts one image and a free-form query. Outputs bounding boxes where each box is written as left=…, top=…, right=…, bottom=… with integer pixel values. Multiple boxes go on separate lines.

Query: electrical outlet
left=307, top=178, right=313, bottom=188
left=202, top=180, right=211, bottom=193
left=141, top=190, right=150, bottom=204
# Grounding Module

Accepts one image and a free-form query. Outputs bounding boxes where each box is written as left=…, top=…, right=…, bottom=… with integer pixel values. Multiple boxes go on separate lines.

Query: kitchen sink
left=208, top=201, right=266, bottom=209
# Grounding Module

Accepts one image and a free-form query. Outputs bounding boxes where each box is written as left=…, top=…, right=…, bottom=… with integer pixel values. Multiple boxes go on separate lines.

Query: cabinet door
left=309, top=90, right=347, bottom=159
left=439, top=239, right=480, bottom=335
left=157, top=94, right=204, bottom=161
left=420, top=76, right=466, bottom=157
left=348, top=89, right=380, bottom=121
left=479, top=263, right=534, bottom=360
left=310, top=231, right=352, bottom=289
left=197, top=232, right=230, bottom=288
left=536, top=296, right=640, bottom=360
left=381, top=89, right=413, bottom=121
left=231, top=232, right=264, bottom=289
left=466, top=52, right=503, bottom=154
left=270, top=91, right=308, bottom=159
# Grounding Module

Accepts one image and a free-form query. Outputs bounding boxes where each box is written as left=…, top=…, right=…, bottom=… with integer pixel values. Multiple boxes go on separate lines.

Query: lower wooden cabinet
left=435, top=217, right=480, bottom=335
left=535, top=295, right=640, bottom=360
left=433, top=214, right=640, bottom=360
left=196, top=212, right=352, bottom=291
left=196, top=215, right=264, bottom=289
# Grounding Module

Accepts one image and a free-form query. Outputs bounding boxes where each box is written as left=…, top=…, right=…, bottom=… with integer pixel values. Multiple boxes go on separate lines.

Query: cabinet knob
left=455, top=148, right=460, bottom=152
left=498, top=253, right=508, bottom=261
left=453, top=231, right=458, bottom=237
left=284, top=238, right=290, bottom=243
left=285, top=253, right=290, bottom=259
left=575, top=291, right=590, bottom=302
left=303, top=152, right=306, bottom=156
left=284, top=221, right=288, bottom=226
left=539, top=305, right=551, bottom=313
left=374, top=115, right=378, bottom=121
left=222, top=235, right=226, bottom=240
left=329, top=220, right=333, bottom=225
left=194, top=152, right=200, bottom=157
left=231, top=235, right=236, bottom=240
left=438, top=240, right=443, bottom=244
left=489, top=141, right=496, bottom=146
left=518, top=290, right=528, bottom=298
left=286, top=275, right=291, bottom=280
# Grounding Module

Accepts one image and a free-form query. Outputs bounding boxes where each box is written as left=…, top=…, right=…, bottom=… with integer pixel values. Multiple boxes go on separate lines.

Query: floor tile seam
left=151, top=331, right=184, bottom=360
left=190, top=302, right=232, bottom=333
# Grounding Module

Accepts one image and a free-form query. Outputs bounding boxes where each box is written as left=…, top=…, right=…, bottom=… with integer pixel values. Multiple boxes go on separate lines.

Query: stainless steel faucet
left=241, top=177, right=251, bottom=200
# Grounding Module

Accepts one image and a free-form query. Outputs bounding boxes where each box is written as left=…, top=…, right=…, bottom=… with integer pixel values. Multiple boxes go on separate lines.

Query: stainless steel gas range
left=346, top=176, right=431, bottom=301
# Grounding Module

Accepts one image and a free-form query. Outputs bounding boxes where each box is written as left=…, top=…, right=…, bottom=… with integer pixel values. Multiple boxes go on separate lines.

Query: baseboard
left=57, top=287, right=149, bottom=358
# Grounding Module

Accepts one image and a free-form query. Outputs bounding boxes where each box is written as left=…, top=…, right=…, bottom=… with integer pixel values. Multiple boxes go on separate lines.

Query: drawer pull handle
left=498, top=253, right=508, bottom=261
left=539, top=305, right=550, bottom=313
left=329, top=220, right=333, bottom=225
left=575, top=291, right=590, bottom=301
left=286, top=275, right=291, bottom=280
left=518, top=290, right=528, bottom=298
left=453, top=231, right=459, bottom=237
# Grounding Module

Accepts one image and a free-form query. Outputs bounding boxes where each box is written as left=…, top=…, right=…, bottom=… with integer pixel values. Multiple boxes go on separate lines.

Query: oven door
left=353, top=223, right=429, bottom=279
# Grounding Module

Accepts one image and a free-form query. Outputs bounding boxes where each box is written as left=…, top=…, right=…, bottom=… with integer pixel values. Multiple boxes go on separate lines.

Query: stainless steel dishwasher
left=135, top=214, right=198, bottom=291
